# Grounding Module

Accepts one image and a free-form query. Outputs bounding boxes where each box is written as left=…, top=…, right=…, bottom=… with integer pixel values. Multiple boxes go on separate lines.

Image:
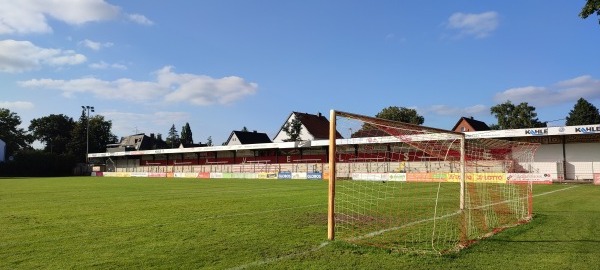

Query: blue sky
left=1, top=1, right=599, bottom=146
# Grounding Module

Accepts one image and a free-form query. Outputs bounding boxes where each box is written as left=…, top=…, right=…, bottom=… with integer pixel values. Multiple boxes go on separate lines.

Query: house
left=106, top=133, right=167, bottom=152
left=178, top=142, right=206, bottom=148
left=452, top=117, right=491, bottom=132
left=272, top=112, right=342, bottom=142
left=224, top=130, right=272, bottom=146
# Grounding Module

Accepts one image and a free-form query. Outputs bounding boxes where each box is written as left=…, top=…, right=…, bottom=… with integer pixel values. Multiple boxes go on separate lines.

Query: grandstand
left=88, top=115, right=600, bottom=182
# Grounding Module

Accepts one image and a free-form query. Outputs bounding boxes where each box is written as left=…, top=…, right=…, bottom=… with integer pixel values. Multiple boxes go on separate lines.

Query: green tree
left=67, top=110, right=117, bottom=162
left=241, top=126, right=249, bottom=132
left=180, top=122, right=194, bottom=145
left=88, top=115, right=118, bottom=154
left=151, top=133, right=167, bottom=149
left=565, top=98, right=600, bottom=125
left=282, top=117, right=303, bottom=142
left=206, top=136, right=213, bottom=146
left=0, top=108, right=33, bottom=158
left=490, top=101, right=546, bottom=129
left=375, top=106, right=424, bottom=125
left=68, top=110, right=87, bottom=162
left=29, top=114, right=75, bottom=154
left=580, top=0, right=600, bottom=24
left=166, top=124, right=180, bottom=148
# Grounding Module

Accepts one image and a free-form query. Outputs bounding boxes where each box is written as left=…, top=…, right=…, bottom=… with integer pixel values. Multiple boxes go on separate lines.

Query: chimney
left=150, top=133, right=155, bottom=139
left=318, top=112, right=322, bottom=117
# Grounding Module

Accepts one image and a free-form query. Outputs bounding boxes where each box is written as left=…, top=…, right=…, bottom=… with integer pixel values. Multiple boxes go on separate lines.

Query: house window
left=461, top=127, right=467, bottom=132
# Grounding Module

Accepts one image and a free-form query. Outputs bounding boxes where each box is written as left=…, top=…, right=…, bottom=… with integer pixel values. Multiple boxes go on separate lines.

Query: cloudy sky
left=1, top=1, right=599, bottom=146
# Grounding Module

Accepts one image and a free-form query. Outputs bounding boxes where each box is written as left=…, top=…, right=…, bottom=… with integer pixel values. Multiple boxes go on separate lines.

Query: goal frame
left=327, top=109, right=468, bottom=240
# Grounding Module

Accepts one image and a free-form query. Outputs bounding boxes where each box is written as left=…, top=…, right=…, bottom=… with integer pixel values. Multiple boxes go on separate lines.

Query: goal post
left=327, top=109, right=537, bottom=253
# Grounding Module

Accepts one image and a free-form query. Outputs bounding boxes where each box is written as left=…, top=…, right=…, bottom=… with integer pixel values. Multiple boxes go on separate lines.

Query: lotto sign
left=447, top=173, right=506, bottom=183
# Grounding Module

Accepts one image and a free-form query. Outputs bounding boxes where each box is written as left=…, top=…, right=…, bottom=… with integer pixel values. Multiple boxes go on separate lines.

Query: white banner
left=292, top=172, right=307, bottom=179
left=210, top=172, right=224, bottom=179
left=507, top=173, right=552, bottom=184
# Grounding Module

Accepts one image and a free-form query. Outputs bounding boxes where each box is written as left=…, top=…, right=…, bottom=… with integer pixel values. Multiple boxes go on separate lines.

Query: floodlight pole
left=82, top=105, right=95, bottom=163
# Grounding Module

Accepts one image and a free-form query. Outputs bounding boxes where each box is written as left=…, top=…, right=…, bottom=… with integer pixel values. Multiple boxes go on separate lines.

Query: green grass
left=1, top=178, right=599, bottom=269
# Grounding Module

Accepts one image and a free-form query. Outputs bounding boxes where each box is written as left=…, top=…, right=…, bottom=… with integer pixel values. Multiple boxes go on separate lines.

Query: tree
left=282, top=117, right=303, bottom=142
left=565, top=98, right=600, bottom=125
left=0, top=108, right=33, bottom=158
left=88, top=115, right=118, bottom=154
left=580, top=0, right=600, bottom=24
left=29, top=114, right=75, bottom=154
left=490, top=101, right=546, bottom=129
left=166, top=124, right=180, bottom=148
left=375, top=106, right=424, bottom=125
left=151, top=133, right=167, bottom=149
left=67, top=110, right=87, bottom=162
left=241, top=126, right=249, bottom=132
left=206, top=136, right=213, bottom=146
left=180, top=122, right=194, bottom=145
left=67, top=110, right=117, bottom=162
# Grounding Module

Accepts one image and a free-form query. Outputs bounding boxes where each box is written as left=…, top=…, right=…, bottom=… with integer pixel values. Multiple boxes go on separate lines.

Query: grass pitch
left=1, top=177, right=599, bottom=269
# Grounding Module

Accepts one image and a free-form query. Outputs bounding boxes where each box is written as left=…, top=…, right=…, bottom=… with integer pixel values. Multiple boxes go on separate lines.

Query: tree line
left=0, top=108, right=211, bottom=176
left=374, top=98, right=600, bottom=129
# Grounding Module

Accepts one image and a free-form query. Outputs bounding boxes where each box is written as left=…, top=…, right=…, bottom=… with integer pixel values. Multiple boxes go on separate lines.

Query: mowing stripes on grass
left=0, top=177, right=329, bottom=269
left=229, top=185, right=583, bottom=269
left=532, top=185, right=578, bottom=198
left=348, top=185, right=578, bottom=243
left=1, top=177, right=598, bottom=269
left=227, top=242, right=330, bottom=270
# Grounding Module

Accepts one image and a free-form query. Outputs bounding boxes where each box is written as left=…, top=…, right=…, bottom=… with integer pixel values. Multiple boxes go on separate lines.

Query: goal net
left=327, top=110, right=538, bottom=254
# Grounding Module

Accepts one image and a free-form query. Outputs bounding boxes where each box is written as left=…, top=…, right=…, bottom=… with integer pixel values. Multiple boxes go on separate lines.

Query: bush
left=0, top=150, right=77, bottom=177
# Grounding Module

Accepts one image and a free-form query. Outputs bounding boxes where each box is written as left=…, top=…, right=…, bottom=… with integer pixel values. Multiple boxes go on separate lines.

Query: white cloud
left=0, top=0, right=120, bottom=34
left=111, top=63, right=127, bottom=70
left=89, top=61, right=127, bottom=70
left=0, top=101, right=35, bottom=110
left=127, top=13, right=154, bottom=25
left=446, top=11, right=499, bottom=39
left=494, top=75, right=600, bottom=106
left=19, top=77, right=167, bottom=102
left=0, top=40, right=86, bottom=73
left=79, top=39, right=114, bottom=51
left=159, top=66, right=258, bottom=105
left=19, top=66, right=258, bottom=105
left=427, top=104, right=488, bottom=116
